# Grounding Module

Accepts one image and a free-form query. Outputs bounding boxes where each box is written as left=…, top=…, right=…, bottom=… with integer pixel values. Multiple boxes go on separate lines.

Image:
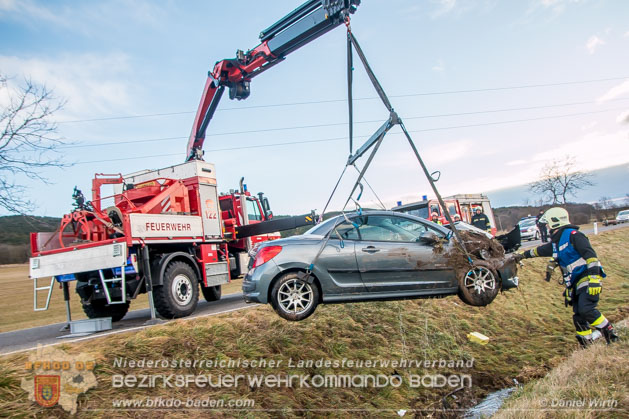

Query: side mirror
left=419, top=231, right=440, bottom=245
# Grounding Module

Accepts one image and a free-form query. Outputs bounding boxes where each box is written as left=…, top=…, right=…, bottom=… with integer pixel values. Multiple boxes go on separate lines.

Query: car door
left=354, top=214, right=456, bottom=295
left=313, top=219, right=366, bottom=297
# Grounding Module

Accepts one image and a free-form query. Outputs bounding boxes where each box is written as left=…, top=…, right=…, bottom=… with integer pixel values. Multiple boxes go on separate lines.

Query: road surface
left=520, top=222, right=627, bottom=249
left=0, top=293, right=256, bottom=356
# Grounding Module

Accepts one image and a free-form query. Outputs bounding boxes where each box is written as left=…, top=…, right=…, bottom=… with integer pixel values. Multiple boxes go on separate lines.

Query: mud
left=440, top=230, right=516, bottom=276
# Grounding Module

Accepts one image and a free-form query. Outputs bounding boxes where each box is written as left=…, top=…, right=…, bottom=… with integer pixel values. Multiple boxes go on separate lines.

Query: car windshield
left=304, top=217, right=339, bottom=236
left=519, top=219, right=536, bottom=227
left=619, top=210, right=629, bottom=216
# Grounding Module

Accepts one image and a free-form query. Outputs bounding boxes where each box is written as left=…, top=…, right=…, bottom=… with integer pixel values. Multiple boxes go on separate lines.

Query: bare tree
left=0, top=74, right=67, bottom=213
left=529, top=155, right=594, bottom=204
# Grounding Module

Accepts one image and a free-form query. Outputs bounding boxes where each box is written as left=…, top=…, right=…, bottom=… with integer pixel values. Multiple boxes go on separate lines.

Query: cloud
left=432, top=59, right=445, bottom=73
left=580, top=121, right=598, bottom=131
left=625, top=30, right=629, bottom=38
left=597, top=80, right=629, bottom=102
left=0, top=53, right=134, bottom=119
left=0, top=0, right=169, bottom=33
left=616, top=110, right=629, bottom=124
left=585, top=35, right=605, bottom=54
left=430, top=0, right=457, bottom=19
left=505, top=159, right=528, bottom=166
left=537, top=0, right=583, bottom=14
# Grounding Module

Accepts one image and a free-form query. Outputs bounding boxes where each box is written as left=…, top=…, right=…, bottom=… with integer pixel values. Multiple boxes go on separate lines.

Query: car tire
left=534, top=231, right=540, bottom=240
left=201, top=285, right=222, bottom=302
left=82, top=300, right=130, bottom=322
left=153, top=261, right=199, bottom=318
left=270, top=272, right=319, bottom=321
left=457, top=262, right=500, bottom=307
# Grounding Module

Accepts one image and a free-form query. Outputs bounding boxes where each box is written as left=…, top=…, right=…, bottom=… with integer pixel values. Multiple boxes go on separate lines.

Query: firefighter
left=519, top=207, right=619, bottom=347
left=536, top=209, right=549, bottom=242
left=471, top=208, right=491, bottom=232
left=431, top=212, right=442, bottom=225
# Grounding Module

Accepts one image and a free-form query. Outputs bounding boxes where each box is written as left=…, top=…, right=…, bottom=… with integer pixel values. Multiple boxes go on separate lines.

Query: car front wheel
left=457, top=262, right=499, bottom=306
left=270, top=272, right=319, bottom=321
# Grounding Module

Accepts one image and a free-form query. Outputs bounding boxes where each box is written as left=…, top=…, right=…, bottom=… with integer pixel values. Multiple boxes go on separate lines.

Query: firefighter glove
left=587, top=275, right=602, bottom=296
left=563, top=288, right=572, bottom=307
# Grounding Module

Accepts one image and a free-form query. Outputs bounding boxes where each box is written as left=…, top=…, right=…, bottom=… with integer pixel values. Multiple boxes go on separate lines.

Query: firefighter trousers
left=572, top=287, right=608, bottom=334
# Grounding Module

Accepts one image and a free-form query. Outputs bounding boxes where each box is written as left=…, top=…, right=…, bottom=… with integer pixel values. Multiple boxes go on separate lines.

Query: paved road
left=0, top=293, right=255, bottom=356
left=520, top=222, right=628, bottom=249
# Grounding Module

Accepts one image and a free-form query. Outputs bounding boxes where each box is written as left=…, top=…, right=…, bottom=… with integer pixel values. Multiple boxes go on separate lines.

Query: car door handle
left=361, top=246, right=380, bottom=253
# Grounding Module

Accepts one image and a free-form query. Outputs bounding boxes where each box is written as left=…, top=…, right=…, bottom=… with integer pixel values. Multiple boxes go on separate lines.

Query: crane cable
left=316, top=23, right=475, bottom=266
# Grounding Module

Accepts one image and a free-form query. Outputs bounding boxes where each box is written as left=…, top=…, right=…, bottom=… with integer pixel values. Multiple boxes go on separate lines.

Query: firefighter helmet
left=541, top=207, right=570, bottom=230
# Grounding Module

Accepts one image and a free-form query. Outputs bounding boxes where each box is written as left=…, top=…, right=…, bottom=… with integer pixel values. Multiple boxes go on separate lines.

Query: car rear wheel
left=457, top=262, right=499, bottom=306
left=270, top=272, right=319, bottom=321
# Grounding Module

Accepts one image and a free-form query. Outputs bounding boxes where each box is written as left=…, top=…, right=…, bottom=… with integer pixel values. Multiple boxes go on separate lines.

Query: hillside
left=0, top=215, right=60, bottom=264
left=1, top=228, right=627, bottom=417
left=487, top=162, right=629, bottom=208
left=0, top=215, right=60, bottom=245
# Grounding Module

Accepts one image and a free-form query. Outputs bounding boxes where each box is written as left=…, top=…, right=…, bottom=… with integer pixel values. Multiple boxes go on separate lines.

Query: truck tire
left=153, top=261, right=199, bottom=318
left=201, top=285, right=222, bottom=302
left=457, top=262, right=499, bottom=307
left=270, top=272, right=319, bottom=321
left=82, top=300, right=130, bottom=322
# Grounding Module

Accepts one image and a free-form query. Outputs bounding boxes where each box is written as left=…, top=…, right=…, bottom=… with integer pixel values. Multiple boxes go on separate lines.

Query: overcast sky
left=1, top=0, right=628, bottom=216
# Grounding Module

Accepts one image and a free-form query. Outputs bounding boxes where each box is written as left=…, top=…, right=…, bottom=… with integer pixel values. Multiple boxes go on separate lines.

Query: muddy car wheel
left=458, top=262, right=499, bottom=306
left=270, top=273, right=319, bottom=321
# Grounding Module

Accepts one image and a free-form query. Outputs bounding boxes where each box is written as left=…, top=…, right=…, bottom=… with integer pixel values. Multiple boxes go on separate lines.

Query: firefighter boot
left=601, top=324, right=619, bottom=344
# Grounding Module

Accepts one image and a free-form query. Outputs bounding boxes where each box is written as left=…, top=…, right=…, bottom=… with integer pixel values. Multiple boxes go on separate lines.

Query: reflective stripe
left=576, top=329, right=592, bottom=336
left=566, top=257, right=586, bottom=274
left=533, top=248, right=539, bottom=257
left=559, top=242, right=569, bottom=251
left=587, top=259, right=601, bottom=269
left=576, top=281, right=589, bottom=290
left=591, top=314, right=608, bottom=327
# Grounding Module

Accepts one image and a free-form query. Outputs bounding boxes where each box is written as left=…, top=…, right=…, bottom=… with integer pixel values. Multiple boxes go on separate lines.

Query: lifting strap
left=317, top=25, right=473, bottom=266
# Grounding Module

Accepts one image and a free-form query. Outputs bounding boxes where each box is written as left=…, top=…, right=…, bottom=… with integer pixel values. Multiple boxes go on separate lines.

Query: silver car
left=617, top=210, right=629, bottom=224
left=243, top=211, right=518, bottom=321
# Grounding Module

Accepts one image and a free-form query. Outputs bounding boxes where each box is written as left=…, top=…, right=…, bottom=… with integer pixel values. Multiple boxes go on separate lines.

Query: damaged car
left=243, top=211, right=519, bottom=321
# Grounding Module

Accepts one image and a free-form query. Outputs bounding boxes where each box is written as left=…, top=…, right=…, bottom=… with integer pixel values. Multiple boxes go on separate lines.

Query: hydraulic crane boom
left=186, top=0, right=360, bottom=161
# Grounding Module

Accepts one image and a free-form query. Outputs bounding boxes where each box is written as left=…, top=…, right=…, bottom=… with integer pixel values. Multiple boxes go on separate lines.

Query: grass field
left=0, top=228, right=627, bottom=417
left=0, top=265, right=244, bottom=333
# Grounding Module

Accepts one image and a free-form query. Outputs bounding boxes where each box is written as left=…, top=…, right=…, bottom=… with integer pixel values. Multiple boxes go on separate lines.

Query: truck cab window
left=246, top=199, right=262, bottom=221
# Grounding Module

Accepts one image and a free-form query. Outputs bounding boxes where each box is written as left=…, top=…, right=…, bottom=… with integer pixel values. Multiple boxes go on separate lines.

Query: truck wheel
left=201, top=285, right=222, bottom=302
left=270, top=272, right=319, bottom=321
left=153, top=261, right=199, bottom=318
left=82, top=301, right=130, bottom=322
left=457, top=262, right=499, bottom=307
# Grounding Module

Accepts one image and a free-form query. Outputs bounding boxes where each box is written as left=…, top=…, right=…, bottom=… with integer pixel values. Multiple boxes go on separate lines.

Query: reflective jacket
left=553, top=228, right=605, bottom=289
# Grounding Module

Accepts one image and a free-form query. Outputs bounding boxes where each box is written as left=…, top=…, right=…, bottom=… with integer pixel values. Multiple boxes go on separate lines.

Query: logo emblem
left=34, top=375, right=60, bottom=407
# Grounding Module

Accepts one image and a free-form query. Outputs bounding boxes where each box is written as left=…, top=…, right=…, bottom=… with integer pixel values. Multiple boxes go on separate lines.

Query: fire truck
left=392, top=193, right=497, bottom=235
left=29, top=0, right=360, bottom=322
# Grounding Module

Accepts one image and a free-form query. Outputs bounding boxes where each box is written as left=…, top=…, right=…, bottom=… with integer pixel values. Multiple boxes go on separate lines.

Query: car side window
left=356, top=215, right=429, bottom=243
left=331, top=221, right=360, bottom=240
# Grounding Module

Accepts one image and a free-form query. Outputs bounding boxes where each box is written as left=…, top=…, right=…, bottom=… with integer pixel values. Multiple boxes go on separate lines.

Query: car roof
left=323, top=210, right=452, bottom=235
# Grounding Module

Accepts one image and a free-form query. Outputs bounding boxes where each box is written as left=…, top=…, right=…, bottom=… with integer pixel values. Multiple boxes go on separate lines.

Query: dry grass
left=495, top=320, right=629, bottom=419
left=0, top=264, right=243, bottom=333
left=0, top=228, right=627, bottom=417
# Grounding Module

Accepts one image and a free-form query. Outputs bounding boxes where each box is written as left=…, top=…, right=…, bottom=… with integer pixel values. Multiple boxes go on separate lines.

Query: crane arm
left=186, top=0, right=360, bottom=161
